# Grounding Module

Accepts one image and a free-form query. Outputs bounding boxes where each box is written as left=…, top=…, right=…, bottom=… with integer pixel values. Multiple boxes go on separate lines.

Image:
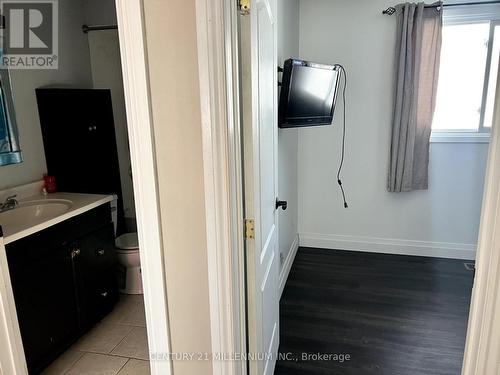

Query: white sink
left=0, top=199, right=73, bottom=233
left=0, top=192, right=113, bottom=245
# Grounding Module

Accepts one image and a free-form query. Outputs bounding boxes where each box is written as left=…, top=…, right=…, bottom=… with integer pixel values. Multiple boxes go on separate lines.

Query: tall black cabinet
left=36, top=88, right=125, bottom=234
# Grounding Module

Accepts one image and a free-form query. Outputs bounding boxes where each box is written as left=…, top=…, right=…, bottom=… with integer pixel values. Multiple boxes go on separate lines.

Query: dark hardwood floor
left=275, top=247, right=474, bottom=375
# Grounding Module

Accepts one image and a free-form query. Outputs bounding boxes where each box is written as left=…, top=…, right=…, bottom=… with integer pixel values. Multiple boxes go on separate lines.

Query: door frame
left=119, top=1, right=251, bottom=372
left=195, top=0, right=248, bottom=374
left=115, top=1, right=172, bottom=374
left=461, top=62, right=500, bottom=375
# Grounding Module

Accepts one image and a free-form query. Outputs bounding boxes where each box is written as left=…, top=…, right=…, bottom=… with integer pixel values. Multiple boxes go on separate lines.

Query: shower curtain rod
left=82, top=24, right=118, bottom=33
left=383, top=1, right=500, bottom=15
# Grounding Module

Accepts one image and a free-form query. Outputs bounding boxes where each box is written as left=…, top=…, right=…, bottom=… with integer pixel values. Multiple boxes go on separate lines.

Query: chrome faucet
left=0, top=195, right=18, bottom=212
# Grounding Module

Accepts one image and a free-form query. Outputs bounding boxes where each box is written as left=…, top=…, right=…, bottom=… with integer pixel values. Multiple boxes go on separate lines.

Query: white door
left=240, top=1, right=280, bottom=374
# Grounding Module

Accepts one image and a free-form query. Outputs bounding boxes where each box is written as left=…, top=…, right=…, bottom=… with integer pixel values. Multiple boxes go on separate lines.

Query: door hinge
left=239, top=0, right=250, bottom=13
left=245, top=219, right=255, bottom=239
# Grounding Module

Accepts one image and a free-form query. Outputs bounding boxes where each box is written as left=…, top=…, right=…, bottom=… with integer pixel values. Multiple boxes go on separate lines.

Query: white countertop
left=1, top=192, right=115, bottom=245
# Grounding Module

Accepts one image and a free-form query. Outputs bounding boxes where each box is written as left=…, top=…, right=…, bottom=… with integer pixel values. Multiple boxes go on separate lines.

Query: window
left=432, top=9, right=500, bottom=142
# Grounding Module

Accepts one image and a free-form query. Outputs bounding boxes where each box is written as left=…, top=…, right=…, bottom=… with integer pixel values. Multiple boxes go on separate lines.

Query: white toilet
left=111, top=198, right=143, bottom=294
left=115, top=232, right=143, bottom=294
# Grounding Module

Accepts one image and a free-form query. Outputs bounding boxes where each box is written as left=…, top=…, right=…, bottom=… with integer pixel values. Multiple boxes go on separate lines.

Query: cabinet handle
left=97, top=249, right=105, bottom=256
left=71, top=248, right=81, bottom=258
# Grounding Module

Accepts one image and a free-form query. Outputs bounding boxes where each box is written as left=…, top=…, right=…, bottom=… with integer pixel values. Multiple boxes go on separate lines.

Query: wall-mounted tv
left=279, top=58, right=340, bottom=128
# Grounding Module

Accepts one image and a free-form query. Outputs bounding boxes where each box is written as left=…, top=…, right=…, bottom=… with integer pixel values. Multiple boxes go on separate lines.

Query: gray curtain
left=388, top=2, right=443, bottom=192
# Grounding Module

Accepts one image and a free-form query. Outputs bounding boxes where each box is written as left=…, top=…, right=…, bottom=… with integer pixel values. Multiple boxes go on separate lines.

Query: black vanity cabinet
left=74, top=224, right=119, bottom=331
left=6, top=236, right=79, bottom=374
left=6, top=204, right=118, bottom=374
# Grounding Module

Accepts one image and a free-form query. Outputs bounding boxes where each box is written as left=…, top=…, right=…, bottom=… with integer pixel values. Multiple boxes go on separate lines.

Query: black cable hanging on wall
left=334, top=64, right=348, bottom=209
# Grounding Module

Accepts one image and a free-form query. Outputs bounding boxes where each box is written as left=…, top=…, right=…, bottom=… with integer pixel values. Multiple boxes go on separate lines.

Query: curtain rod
left=82, top=24, right=118, bottom=33
left=383, top=1, right=500, bottom=15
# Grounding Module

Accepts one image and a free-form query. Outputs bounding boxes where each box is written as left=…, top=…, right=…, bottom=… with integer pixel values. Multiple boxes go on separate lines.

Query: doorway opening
left=237, top=1, right=495, bottom=374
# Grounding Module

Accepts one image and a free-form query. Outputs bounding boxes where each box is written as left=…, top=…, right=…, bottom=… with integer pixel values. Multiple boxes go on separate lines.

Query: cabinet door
left=36, top=88, right=126, bottom=234
left=75, top=223, right=118, bottom=330
left=7, top=243, right=79, bottom=374
left=36, top=89, right=120, bottom=192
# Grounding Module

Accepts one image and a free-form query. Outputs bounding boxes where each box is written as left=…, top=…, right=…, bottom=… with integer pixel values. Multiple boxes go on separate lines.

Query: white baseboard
left=279, top=235, right=299, bottom=297
left=299, top=233, right=476, bottom=260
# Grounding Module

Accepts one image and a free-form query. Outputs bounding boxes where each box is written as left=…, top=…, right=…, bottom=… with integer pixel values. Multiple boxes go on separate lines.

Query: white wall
left=298, top=0, right=488, bottom=259
left=277, top=0, right=300, bottom=270
left=88, top=30, right=136, bottom=221
left=84, top=1, right=138, bottom=225
left=0, top=0, right=93, bottom=190
left=84, top=2, right=136, bottom=222
left=143, top=0, right=213, bottom=373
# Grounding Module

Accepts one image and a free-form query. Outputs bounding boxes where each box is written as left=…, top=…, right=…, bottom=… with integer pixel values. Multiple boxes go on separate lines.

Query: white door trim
left=462, top=62, right=500, bottom=375
left=115, top=1, right=172, bottom=374
left=195, top=1, right=247, bottom=374
left=0, top=236, right=27, bottom=374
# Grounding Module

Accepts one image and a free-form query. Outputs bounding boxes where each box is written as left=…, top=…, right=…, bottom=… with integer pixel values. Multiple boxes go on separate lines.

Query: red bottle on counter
left=43, top=175, right=57, bottom=193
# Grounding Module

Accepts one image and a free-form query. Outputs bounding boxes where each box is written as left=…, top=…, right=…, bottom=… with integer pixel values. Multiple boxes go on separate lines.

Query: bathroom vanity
left=0, top=192, right=118, bottom=374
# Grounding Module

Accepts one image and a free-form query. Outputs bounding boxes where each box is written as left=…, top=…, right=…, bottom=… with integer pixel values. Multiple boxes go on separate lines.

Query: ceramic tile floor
left=42, top=295, right=150, bottom=375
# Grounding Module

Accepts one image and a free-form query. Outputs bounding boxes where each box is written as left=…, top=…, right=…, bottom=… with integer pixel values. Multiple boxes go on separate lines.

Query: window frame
left=431, top=4, right=500, bottom=143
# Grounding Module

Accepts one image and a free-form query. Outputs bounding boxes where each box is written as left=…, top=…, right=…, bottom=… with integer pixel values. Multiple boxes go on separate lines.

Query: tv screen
left=279, top=58, right=340, bottom=128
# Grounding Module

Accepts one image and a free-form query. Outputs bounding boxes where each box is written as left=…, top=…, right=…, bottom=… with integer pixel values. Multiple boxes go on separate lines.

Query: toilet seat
left=115, top=232, right=139, bottom=251
left=115, top=232, right=142, bottom=294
